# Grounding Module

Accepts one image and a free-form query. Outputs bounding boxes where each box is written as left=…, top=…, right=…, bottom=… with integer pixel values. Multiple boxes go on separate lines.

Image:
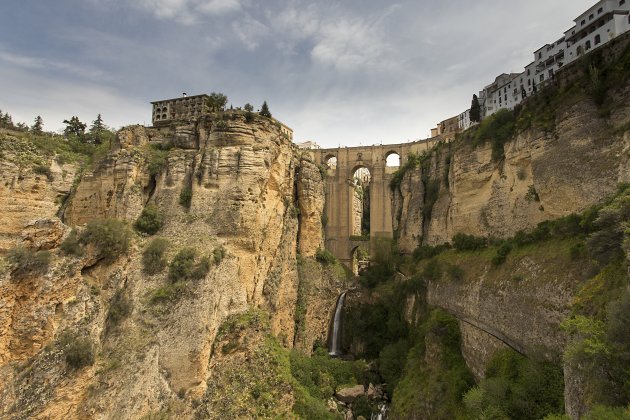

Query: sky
left=0, top=0, right=596, bottom=148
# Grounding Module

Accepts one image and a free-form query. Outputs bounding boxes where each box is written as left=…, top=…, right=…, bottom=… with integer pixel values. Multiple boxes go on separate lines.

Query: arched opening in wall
left=351, top=246, right=370, bottom=276
left=325, top=155, right=337, bottom=170
left=351, top=166, right=371, bottom=237
left=385, top=152, right=400, bottom=167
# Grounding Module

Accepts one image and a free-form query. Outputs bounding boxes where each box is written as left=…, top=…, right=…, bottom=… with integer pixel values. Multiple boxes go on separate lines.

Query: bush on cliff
left=463, top=349, right=564, bottom=420
left=134, top=204, right=163, bottom=235
left=452, top=233, right=487, bottom=251
left=60, top=229, right=83, bottom=256
left=142, top=237, right=169, bottom=274
left=59, top=332, right=95, bottom=369
left=80, top=219, right=131, bottom=261
left=7, top=246, right=51, bottom=279
left=168, top=247, right=210, bottom=282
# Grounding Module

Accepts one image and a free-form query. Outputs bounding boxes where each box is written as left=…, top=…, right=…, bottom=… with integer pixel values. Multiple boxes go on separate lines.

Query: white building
left=295, top=140, right=321, bottom=149
left=475, top=0, right=629, bottom=120
left=458, top=109, right=472, bottom=130
left=564, top=0, right=630, bottom=64
left=481, top=73, right=520, bottom=117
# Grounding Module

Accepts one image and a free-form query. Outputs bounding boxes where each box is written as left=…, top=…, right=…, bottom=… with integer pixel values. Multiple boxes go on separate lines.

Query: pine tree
left=31, top=116, right=44, bottom=134
left=260, top=101, right=271, bottom=118
left=470, top=94, right=481, bottom=123
left=88, top=114, right=105, bottom=144
left=63, top=116, right=87, bottom=138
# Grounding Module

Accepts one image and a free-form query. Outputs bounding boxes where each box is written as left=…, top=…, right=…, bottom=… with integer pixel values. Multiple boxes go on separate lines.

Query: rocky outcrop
left=0, top=133, right=77, bottom=252
left=0, top=114, right=337, bottom=419
left=393, top=98, right=630, bottom=252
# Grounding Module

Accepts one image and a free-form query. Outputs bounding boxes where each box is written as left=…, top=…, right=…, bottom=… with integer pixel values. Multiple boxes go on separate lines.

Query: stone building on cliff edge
left=150, top=93, right=294, bottom=141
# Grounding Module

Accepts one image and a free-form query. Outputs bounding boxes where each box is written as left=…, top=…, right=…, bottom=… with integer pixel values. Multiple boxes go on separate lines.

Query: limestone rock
left=116, top=125, right=150, bottom=149
left=335, top=385, right=365, bottom=404
left=20, top=218, right=67, bottom=250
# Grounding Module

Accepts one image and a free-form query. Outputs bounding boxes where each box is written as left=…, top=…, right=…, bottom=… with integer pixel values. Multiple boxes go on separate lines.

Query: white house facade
left=476, top=0, right=629, bottom=120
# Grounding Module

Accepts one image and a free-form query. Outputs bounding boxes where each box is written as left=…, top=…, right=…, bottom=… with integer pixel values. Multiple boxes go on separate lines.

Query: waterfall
left=328, top=292, right=347, bottom=356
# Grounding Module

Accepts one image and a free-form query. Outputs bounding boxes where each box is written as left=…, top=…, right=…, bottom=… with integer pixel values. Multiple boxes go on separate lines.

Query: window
left=528, top=79, right=531, bottom=86
left=581, top=19, right=585, bottom=25
left=539, top=52, right=542, bottom=59
left=598, top=7, right=603, bottom=13
left=527, top=69, right=531, bottom=76
left=504, top=95, right=507, bottom=101
left=589, top=14, right=593, bottom=20
left=620, top=0, right=625, bottom=5
left=595, top=34, right=601, bottom=44
left=540, top=74, right=544, bottom=82
left=585, top=40, right=591, bottom=50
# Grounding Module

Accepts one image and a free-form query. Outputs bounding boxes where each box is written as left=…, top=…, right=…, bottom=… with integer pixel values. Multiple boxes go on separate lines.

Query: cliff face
left=393, top=96, right=630, bottom=252
left=0, top=114, right=343, bottom=419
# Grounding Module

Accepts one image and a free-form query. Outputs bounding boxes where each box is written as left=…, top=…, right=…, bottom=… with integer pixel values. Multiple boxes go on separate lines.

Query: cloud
left=122, top=0, right=242, bottom=24
left=232, top=17, right=269, bottom=50
left=196, top=0, right=241, bottom=15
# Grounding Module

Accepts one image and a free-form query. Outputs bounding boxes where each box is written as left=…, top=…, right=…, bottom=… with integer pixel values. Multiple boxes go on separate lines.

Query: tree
left=244, top=103, right=254, bottom=112
left=63, top=116, right=87, bottom=137
left=207, top=92, right=228, bottom=112
left=88, top=114, right=106, bottom=144
left=31, top=116, right=43, bottom=134
left=260, top=101, right=271, bottom=118
left=470, top=94, right=481, bottom=123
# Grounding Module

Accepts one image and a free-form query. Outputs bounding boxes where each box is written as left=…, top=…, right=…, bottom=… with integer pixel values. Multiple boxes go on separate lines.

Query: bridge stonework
left=315, top=137, right=444, bottom=267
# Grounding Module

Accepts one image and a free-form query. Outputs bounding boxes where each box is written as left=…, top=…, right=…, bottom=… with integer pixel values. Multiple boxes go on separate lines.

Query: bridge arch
left=385, top=151, right=401, bottom=167
left=316, top=137, right=443, bottom=268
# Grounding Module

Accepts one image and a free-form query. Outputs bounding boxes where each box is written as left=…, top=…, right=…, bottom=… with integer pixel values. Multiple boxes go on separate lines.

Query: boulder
left=335, top=385, right=365, bottom=404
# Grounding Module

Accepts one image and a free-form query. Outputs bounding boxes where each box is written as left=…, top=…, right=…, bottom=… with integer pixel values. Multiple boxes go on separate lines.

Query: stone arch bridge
left=314, top=137, right=444, bottom=268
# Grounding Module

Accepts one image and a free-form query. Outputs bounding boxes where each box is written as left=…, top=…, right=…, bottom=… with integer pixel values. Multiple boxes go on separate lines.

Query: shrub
left=142, top=238, right=169, bottom=274
left=134, top=204, right=163, bottom=235
left=150, top=282, right=186, bottom=304
left=179, top=187, right=192, bottom=208
left=412, top=243, right=450, bottom=261
left=491, top=242, right=513, bottom=266
left=452, top=233, right=487, bottom=251
left=315, top=248, right=336, bottom=264
left=379, top=339, right=410, bottom=390
left=168, top=248, right=210, bottom=282
left=212, top=246, right=226, bottom=265
left=33, top=164, right=53, bottom=181
left=147, top=146, right=169, bottom=176
left=445, top=263, right=465, bottom=281
left=7, top=246, right=51, bottom=278
left=81, top=219, right=131, bottom=261
left=107, top=290, right=131, bottom=327
left=59, top=332, right=95, bottom=369
left=60, top=230, right=83, bottom=256
left=473, top=109, right=516, bottom=161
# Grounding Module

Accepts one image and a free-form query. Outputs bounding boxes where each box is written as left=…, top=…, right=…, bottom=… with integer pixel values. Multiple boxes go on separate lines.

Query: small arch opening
left=385, top=152, right=401, bottom=167
left=325, top=155, right=337, bottom=170
left=351, top=246, right=370, bottom=276
left=351, top=166, right=371, bottom=236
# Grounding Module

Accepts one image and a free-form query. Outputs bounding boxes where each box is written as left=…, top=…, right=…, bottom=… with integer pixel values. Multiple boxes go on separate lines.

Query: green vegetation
left=80, top=219, right=131, bottom=261
left=391, top=309, right=474, bottom=419
left=452, top=233, right=487, bottom=251
left=179, top=186, right=192, bottom=208
left=463, top=349, right=564, bottom=419
left=60, top=229, right=83, bottom=256
left=59, top=332, right=95, bottom=369
left=168, top=247, right=210, bottom=282
left=472, top=108, right=516, bottom=161
left=207, top=92, right=228, bottom=112
left=146, top=144, right=170, bottom=176
left=260, top=101, right=271, bottom=118
left=470, top=94, right=481, bottom=123
left=205, top=309, right=370, bottom=419
left=389, top=151, right=425, bottom=190
left=32, top=164, right=53, bottom=181
left=7, top=246, right=51, bottom=279
left=315, top=248, right=336, bottom=264
left=134, top=204, right=163, bottom=235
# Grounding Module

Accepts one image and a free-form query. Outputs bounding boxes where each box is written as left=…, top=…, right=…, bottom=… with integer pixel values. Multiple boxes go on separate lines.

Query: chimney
left=182, top=92, right=187, bottom=97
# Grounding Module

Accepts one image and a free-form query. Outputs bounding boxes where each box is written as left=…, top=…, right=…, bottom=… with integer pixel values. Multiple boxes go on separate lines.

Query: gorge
left=0, top=37, right=629, bottom=420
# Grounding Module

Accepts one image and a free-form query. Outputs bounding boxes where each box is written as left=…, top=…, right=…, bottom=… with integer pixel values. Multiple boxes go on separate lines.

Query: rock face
left=0, top=132, right=77, bottom=252
left=0, top=114, right=343, bottom=419
left=393, top=98, right=630, bottom=251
